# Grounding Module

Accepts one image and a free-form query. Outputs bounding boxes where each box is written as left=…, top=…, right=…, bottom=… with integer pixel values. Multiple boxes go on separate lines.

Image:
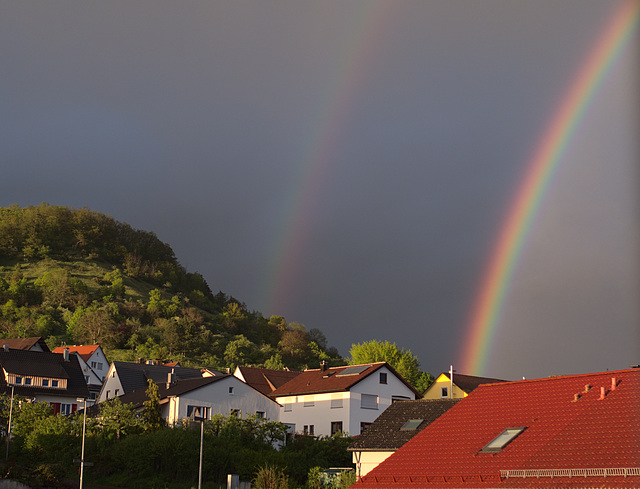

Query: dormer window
left=481, top=427, right=526, bottom=453
left=15, top=376, right=22, bottom=385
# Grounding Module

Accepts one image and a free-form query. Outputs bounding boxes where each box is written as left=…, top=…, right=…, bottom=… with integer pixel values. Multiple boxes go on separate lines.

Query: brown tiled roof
left=0, top=337, right=50, bottom=352
left=269, top=362, right=419, bottom=398
left=0, top=349, right=89, bottom=399
left=236, top=366, right=301, bottom=396
left=348, top=399, right=459, bottom=451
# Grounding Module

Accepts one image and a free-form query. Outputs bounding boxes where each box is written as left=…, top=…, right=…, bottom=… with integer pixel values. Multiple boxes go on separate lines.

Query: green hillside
left=0, top=203, right=343, bottom=370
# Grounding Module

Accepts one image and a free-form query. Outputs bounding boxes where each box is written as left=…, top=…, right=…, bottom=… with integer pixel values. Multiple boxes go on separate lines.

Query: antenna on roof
left=449, top=365, right=454, bottom=399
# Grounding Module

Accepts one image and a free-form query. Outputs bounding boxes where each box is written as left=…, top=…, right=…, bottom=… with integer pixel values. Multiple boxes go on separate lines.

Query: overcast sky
left=2, top=1, right=638, bottom=380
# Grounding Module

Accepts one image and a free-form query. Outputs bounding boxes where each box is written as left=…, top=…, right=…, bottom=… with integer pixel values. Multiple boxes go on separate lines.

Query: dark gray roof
left=348, top=399, right=459, bottom=451
left=107, top=374, right=232, bottom=410
left=0, top=349, right=89, bottom=399
left=112, top=361, right=205, bottom=395
left=444, top=373, right=507, bottom=394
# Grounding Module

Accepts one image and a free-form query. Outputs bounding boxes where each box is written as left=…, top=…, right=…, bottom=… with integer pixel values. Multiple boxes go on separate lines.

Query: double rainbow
left=459, top=0, right=640, bottom=376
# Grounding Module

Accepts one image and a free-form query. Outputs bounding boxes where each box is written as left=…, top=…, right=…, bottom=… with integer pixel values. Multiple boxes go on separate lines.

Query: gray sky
left=2, top=1, right=638, bottom=380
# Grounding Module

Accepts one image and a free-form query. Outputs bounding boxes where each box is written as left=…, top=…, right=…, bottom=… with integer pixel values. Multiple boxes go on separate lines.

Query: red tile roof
left=269, top=362, right=420, bottom=398
left=353, top=368, right=640, bottom=489
left=235, top=366, right=301, bottom=396
left=52, top=344, right=101, bottom=362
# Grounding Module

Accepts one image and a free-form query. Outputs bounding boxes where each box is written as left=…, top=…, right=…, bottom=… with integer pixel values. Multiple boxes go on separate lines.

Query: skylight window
left=481, top=427, right=526, bottom=453
left=336, top=365, right=369, bottom=376
left=400, top=419, right=424, bottom=431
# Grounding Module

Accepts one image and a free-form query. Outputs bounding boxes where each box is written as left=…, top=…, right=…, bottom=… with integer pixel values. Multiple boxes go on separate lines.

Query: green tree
left=98, top=397, right=141, bottom=441
left=140, top=379, right=165, bottom=431
left=348, top=340, right=433, bottom=393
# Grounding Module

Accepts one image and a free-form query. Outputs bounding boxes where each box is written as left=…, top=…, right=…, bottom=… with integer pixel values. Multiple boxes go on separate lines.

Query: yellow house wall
left=351, top=451, right=395, bottom=477
left=422, top=374, right=467, bottom=400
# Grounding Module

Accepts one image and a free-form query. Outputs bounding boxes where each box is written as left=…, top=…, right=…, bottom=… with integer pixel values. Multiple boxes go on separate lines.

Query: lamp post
left=5, top=385, right=14, bottom=460
left=77, top=398, right=87, bottom=489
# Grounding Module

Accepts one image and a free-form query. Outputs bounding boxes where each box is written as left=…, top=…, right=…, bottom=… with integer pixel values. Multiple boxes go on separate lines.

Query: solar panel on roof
left=336, top=365, right=369, bottom=376
left=400, top=419, right=424, bottom=431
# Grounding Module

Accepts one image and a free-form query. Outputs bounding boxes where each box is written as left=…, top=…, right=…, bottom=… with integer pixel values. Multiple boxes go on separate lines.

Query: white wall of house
left=275, top=366, right=416, bottom=437
left=86, top=347, right=109, bottom=381
left=164, top=376, right=280, bottom=424
left=97, top=364, right=124, bottom=402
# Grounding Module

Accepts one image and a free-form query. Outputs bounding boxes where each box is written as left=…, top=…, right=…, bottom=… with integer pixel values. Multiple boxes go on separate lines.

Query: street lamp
left=5, top=385, right=14, bottom=460
left=77, top=398, right=87, bottom=489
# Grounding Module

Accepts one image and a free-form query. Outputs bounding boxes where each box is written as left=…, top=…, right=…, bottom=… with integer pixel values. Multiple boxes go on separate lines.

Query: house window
left=303, top=396, right=315, bottom=407
left=85, top=376, right=90, bottom=383
left=230, top=409, right=240, bottom=417
left=303, top=425, right=315, bottom=435
left=331, top=396, right=343, bottom=409
left=15, top=376, right=22, bottom=385
left=97, top=362, right=103, bottom=370
left=379, top=372, right=387, bottom=384
left=115, top=389, right=119, bottom=396
left=309, top=425, right=314, bottom=435
left=256, top=411, right=265, bottom=418
left=361, top=394, right=378, bottom=410
left=481, top=427, right=527, bottom=453
left=331, top=421, right=343, bottom=435
left=303, top=425, right=309, bottom=435
left=441, top=387, right=448, bottom=398
left=284, top=402, right=292, bottom=412
left=61, top=404, right=72, bottom=415
left=52, top=379, right=59, bottom=387
left=229, top=386, right=234, bottom=394
left=91, top=361, right=97, bottom=368
left=24, top=378, right=32, bottom=386
left=360, top=422, right=372, bottom=433
left=42, top=379, right=49, bottom=387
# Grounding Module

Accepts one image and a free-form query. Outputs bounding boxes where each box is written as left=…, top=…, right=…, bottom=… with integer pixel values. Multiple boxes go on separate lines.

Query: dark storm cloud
left=1, top=1, right=637, bottom=379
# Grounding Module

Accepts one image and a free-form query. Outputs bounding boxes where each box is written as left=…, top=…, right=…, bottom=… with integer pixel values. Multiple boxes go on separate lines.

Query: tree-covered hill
left=0, top=203, right=343, bottom=371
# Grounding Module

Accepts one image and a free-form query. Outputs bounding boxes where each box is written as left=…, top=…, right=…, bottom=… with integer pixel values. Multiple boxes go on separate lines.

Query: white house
left=52, top=345, right=110, bottom=400
left=113, top=373, right=280, bottom=424
left=97, top=360, right=209, bottom=403
left=269, top=362, right=420, bottom=437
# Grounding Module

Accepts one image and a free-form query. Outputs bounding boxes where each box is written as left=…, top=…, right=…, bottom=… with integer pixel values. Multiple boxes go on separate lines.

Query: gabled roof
left=348, top=399, right=459, bottom=452
left=269, top=362, right=420, bottom=398
left=110, top=375, right=232, bottom=410
left=0, top=337, right=50, bottom=352
left=110, top=361, right=205, bottom=395
left=353, top=368, right=640, bottom=489
left=0, top=349, right=90, bottom=399
left=235, top=366, right=301, bottom=396
left=439, top=372, right=508, bottom=394
left=52, top=344, right=102, bottom=362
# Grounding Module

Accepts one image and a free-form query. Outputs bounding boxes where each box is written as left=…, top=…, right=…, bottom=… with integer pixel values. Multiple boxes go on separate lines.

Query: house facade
left=353, top=368, right=640, bottom=489
left=269, top=362, right=419, bottom=437
left=348, top=399, right=458, bottom=477
left=113, top=374, right=280, bottom=424
left=0, top=349, right=90, bottom=414
left=422, top=371, right=507, bottom=399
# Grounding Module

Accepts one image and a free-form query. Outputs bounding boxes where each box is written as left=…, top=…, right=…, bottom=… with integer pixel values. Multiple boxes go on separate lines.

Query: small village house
left=269, top=362, right=420, bottom=437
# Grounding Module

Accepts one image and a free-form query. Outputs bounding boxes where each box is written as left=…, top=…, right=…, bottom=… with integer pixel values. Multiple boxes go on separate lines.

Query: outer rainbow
left=459, top=0, right=640, bottom=376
